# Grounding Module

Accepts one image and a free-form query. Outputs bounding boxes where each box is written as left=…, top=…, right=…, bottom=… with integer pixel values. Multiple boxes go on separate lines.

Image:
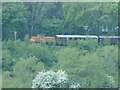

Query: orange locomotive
left=30, top=35, right=41, bottom=44
left=30, top=34, right=55, bottom=44
left=43, top=36, right=55, bottom=42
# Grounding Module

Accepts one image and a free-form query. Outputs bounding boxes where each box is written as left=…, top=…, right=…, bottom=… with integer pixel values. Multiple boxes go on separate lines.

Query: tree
left=2, top=2, right=118, bottom=40
left=0, top=2, right=1, bottom=39
left=53, top=45, right=118, bottom=88
left=24, top=2, right=61, bottom=36
left=2, top=50, right=13, bottom=71
left=12, top=57, right=45, bottom=87
left=2, top=2, right=27, bottom=40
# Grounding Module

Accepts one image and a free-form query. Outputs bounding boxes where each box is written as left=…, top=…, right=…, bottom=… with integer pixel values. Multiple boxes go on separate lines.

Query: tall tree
left=2, top=2, right=27, bottom=40
left=24, top=2, right=58, bottom=36
left=2, top=2, right=118, bottom=40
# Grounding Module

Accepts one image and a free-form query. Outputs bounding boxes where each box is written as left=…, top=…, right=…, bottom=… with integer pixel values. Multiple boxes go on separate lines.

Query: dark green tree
left=2, top=2, right=27, bottom=40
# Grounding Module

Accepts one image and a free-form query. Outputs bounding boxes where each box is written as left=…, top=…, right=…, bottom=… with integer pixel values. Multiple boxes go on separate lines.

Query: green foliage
left=2, top=50, right=13, bottom=71
left=2, top=71, right=30, bottom=88
left=2, top=40, right=14, bottom=51
left=2, top=2, right=27, bottom=40
left=97, top=46, right=118, bottom=75
left=2, top=40, right=57, bottom=70
left=0, top=71, right=1, bottom=89
left=67, top=39, right=98, bottom=51
left=26, top=44, right=57, bottom=67
left=103, top=37, right=110, bottom=45
left=0, top=40, right=2, bottom=72
left=2, top=57, right=45, bottom=88
left=2, top=2, right=118, bottom=88
left=2, top=71, right=14, bottom=88
left=13, top=57, right=45, bottom=76
left=53, top=45, right=118, bottom=88
left=24, top=34, right=30, bottom=44
left=2, top=2, right=118, bottom=40
left=77, top=39, right=98, bottom=51
left=2, top=39, right=118, bottom=88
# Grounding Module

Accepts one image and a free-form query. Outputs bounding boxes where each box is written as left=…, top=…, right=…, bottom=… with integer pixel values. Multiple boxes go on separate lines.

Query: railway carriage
left=98, top=36, right=120, bottom=45
left=30, top=34, right=119, bottom=45
left=55, top=35, right=98, bottom=45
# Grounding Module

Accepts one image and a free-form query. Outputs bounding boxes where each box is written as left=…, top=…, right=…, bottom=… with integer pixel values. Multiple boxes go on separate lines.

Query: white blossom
left=107, top=75, right=115, bottom=83
left=32, top=70, right=80, bottom=88
left=32, top=70, right=68, bottom=88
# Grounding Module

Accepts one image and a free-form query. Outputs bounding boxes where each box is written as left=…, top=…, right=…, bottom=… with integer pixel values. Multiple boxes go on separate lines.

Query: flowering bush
left=32, top=70, right=80, bottom=88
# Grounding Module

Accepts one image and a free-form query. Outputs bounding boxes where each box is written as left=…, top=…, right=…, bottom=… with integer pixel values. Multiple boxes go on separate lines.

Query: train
left=30, top=34, right=120, bottom=45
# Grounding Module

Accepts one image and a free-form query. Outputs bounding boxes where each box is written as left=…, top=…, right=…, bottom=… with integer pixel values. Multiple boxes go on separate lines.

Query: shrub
left=103, top=37, right=110, bottom=45
left=32, top=70, right=80, bottom=88
left=77, top=39, right=98, bottom=51
left=66, top=40, right=77, bottom=47
left=13, top=56, right=45, bottom=77
left=53, top=45, right=118, bottom=88
left=24, top=34, right=30, bottom=44
left=2, top=50, right=13, bottom=71
left=12, top=57, right=45, bottom=87
left=67, top=39, right=98, bottom=51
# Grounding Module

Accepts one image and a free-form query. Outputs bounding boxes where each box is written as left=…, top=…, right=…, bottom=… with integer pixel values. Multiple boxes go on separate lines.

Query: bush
left=13, top=57, right=45, bottom=77
left=32, top=70, right=80, bottom=88
left=24, top=34, right=30, bottom=44
left=27, top=44, right=57, bottom=67
left=2, top=50, right=13, bottom=71
left=2, top=39, right=118, bottom=88
left=67, top=39, right=98, bottom=51
left=66, top=40, right=77, bottom=47
left=12, top=57, right=45, bottom=87
left=103, top=37, right=110, bottom=45
left=2, top=39, right=58, bottom=70
left=53, top=46, right=118, bottom=88
left=77, top=39, right=98, bottom=51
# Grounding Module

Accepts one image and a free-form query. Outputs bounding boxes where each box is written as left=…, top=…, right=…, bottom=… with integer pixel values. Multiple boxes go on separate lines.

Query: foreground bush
left=53, top=46, right=118, bottom=88
left=32, top=70, right=80, bottom=88
left=67, top=39, right=99, bottom=51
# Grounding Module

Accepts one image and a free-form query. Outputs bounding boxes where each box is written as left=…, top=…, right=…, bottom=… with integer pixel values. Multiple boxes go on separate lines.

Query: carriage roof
left=55, top=35, right=98, bottom=38
left=99, top=36, right=120, bottom=38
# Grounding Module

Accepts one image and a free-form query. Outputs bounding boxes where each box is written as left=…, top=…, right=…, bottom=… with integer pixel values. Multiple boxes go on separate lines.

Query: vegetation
left=2, top=38, right=118, bottom=88
left=2, top=2, right=118, bottom=88
left=32, top=70, right=80, bottom=88
left=2, top=2, right=118, bottom=40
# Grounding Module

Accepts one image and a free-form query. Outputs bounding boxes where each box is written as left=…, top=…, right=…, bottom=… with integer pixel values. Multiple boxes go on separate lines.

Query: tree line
left=2, top=2, right=118, bottom=40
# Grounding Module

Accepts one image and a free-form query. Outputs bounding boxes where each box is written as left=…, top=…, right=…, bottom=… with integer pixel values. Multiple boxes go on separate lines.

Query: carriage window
left=78, top=38, right=81, bottom=40
left=69, top=38, right=72, bottom=40
left=83, top=38, right=86, bottom=40
left=74, top=38, right=77, bottom=40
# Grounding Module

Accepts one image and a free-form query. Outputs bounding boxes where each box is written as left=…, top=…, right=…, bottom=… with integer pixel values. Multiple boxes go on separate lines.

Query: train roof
left=55, top=35, right=98, bottom=38
left=44, top=36, right=55, bottom=38
left=99, top=36, right=120, bottom=38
